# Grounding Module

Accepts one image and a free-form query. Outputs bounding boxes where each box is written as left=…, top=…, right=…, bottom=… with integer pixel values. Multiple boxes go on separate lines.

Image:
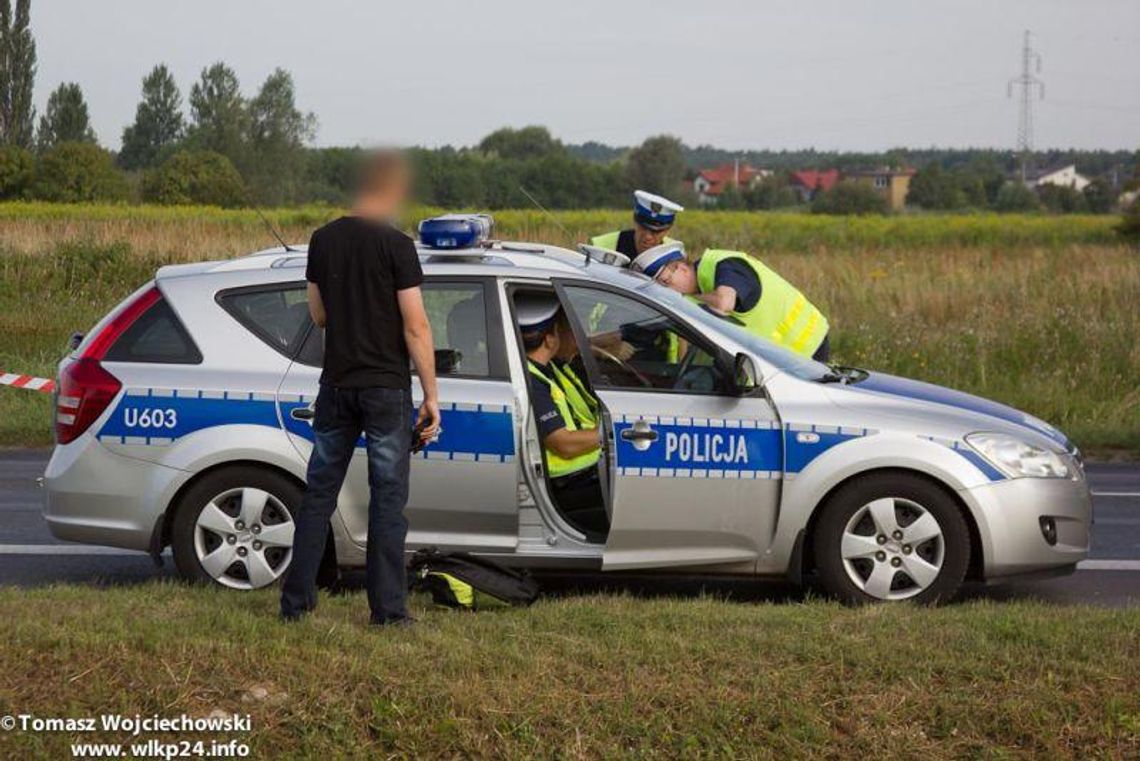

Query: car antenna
left=518, top=185, right=587, bottom=264
left=253, top=206, right=299, bottom=252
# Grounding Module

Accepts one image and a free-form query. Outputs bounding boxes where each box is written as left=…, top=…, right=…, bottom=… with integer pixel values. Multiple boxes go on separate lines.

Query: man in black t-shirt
left=281, top=150, right=440, bottom=627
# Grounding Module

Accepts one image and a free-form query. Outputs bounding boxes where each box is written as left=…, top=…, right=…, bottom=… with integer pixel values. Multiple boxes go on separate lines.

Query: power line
left=1008, top=29, right=1044, bottom=181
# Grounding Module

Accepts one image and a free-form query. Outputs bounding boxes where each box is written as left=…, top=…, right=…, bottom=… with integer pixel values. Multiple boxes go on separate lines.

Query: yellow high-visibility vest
left=588, top=230, right=678, bottom=252
left=589, top=230, right=622, bottom=250
left=696, top=250, right=829, bottom=358
left=528, top=361, right=600, bottom=477
left=551, top=361, right=599, bottom=428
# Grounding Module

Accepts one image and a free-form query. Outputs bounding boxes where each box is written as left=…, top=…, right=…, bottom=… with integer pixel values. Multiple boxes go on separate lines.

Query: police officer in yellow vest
left=518, top=294, right=608, bottom=538
left=551, top=318, right=599, bottom=428
left=632, top=243, right=831, bottom=361
left=590, top=190, right=684, bottom=259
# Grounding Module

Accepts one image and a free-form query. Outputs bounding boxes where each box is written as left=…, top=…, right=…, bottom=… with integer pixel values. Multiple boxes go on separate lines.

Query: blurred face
left=355, top=150, right=411, bottom=221
left=634, top=222, right=670, bottom=254
left=655, top=260, right=697, bottom=294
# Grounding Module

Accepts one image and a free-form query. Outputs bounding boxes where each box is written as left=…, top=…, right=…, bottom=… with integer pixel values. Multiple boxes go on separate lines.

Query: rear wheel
left=813, top=472, right=970, bottom=604
left=171, top=467, right=299, bottom=590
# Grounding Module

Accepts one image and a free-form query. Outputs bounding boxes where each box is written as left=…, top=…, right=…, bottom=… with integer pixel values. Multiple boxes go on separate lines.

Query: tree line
left=0, top=0, right=1136, bottom=223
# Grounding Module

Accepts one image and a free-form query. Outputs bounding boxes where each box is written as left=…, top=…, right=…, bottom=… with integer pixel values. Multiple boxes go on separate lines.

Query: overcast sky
left=33, top=0, right=1140, bottom=152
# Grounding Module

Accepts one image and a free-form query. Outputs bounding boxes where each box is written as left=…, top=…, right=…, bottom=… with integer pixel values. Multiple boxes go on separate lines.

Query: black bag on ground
left=408, top=548, right=540, bottom=610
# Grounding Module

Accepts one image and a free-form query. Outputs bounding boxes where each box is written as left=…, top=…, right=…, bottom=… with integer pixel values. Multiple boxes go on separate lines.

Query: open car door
left=555, top=281, right=783, bottom=571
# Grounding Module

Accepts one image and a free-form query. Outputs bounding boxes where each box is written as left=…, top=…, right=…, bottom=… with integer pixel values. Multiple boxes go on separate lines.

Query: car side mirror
left=731, top=352, right=760, bottom=396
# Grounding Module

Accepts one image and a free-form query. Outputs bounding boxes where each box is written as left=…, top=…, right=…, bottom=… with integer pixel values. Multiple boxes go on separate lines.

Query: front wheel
left=813, top=473, right=970, bottom=604
left=171, top=467, right=300, bottom=590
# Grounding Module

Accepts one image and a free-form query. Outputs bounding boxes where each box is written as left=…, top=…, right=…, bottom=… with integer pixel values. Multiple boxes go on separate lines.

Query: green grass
left=0, top=204, right=1137, bottom=455
left=0, top=583, right=1137, bottom=757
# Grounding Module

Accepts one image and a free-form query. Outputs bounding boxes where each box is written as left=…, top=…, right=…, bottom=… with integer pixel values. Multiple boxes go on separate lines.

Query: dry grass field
left=0, top=202, right=1136, bottom=454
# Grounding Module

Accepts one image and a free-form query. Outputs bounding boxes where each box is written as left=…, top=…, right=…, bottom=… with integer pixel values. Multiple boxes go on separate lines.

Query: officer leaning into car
left=518, top=294, right=608, bottom=538
left=633, top=241, right=832, bottom=362
left=590, top=190, right=684, bottom=259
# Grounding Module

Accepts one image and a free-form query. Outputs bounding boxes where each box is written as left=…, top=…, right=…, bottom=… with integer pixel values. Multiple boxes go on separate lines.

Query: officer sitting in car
left=517, top=294, right=608, bottom=538
left=551, top=317, right=599, bottom=428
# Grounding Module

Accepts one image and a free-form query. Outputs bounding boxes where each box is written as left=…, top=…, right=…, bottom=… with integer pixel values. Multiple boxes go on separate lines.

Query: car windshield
left=584, top=265, right=832, bottom=381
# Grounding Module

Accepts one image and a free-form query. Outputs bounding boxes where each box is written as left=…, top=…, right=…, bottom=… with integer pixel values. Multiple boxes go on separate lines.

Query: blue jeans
left=280, top=385, right=412, bottom=623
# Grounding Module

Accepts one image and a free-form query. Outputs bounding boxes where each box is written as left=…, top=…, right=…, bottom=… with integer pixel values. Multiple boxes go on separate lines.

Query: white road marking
left=0, top=544, right=153, bottom=556
left=1091, top=491, right=1140, bottom=498
left=1077, top=559, right=1140, bottom=571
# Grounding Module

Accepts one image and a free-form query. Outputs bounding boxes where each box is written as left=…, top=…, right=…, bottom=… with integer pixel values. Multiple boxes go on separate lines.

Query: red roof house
left=789, top=169, right=841, bottom=200
left=693, top=162, right=772, bottom=204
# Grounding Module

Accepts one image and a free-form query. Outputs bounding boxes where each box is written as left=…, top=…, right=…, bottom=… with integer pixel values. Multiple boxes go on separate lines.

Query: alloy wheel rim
left=840, top=497, right=944, bottom=600
left=193, top=487, right=294, bottom=589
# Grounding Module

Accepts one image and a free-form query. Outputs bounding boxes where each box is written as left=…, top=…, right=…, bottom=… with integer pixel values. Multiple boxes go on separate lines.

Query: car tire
left=813, top=472, right=970, bottom=605
left=171, top=466, right=301, bottom=590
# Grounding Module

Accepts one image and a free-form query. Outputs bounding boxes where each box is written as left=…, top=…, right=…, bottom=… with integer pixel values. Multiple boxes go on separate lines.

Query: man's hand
left=398, top=285, right=441, bottom=445
left=416, top=397, right=441, bottom=441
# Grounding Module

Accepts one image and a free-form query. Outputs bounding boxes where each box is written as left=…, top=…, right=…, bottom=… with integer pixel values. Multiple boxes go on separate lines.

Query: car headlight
left=965, top=432, right=1072, bottom=479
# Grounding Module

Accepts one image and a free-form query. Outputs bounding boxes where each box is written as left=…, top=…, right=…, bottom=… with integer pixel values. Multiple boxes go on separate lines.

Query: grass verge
left=0, top=583, right=1137, bottom=757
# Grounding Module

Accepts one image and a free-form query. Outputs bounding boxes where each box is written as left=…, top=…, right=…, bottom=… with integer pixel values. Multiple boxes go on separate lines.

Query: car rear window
left=104, top=297, right=203, bottom=364
left=217, top=284, right=311, bottom=360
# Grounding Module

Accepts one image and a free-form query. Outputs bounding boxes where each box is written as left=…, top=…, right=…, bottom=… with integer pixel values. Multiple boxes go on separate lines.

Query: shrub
left=811, top=181, right=888, bottom=215
left=32, top=142, right=129, bottom=203
left=141, top=150, right=247, bottom=207
left=1118, top=197, right=1140, bottom=242
left=0, top=145, right=35, bottom=199
left=1038, top=184, right=1089, bottom=214
left=993, top=182, right=1040, bottom=213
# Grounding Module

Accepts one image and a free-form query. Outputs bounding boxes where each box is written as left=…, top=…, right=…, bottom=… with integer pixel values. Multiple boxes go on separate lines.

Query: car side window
left=560, top=286, right=726, bottom=394
left=217, top=284, right=311, bottom=360
left=419, top=282, right=491, bottom=377
left=104, top=297, right=202, bottom=364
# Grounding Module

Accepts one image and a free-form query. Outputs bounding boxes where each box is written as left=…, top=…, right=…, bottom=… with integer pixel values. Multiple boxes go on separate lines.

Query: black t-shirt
left=306, top=216, right=423, bottom=388
left=528, top=361, right=569, bottom=440
left=713, top=259, right=762, bottom=312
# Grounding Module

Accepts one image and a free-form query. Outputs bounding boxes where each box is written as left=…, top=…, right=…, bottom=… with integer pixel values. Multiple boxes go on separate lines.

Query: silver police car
left=43, top=215, right=1091, bottom=603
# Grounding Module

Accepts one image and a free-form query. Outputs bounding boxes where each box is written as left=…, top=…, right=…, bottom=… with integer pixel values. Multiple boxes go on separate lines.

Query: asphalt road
left=2, top=449, right=1138, bottom=606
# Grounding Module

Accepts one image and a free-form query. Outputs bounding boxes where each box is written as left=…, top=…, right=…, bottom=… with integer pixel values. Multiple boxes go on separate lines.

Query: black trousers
left=280, top=385, right=412, bottom=623
left=550, top=468, right=609, bottom=539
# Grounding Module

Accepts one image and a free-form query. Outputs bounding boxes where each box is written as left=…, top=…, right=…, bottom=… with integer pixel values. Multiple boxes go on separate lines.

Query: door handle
left=620, top=422, right=657, bottom=452
left=290, top=405, right=315, bottom=421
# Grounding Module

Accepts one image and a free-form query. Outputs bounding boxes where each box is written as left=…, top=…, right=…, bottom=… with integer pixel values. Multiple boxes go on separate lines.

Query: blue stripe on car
left=99, top=389, right=516, bottom=461
left=611, top=417, right=873, bottom=478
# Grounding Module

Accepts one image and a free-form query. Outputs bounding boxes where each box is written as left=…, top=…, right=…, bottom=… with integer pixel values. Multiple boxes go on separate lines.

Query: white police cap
left=631, top=241, right=686, bottom=279
left=515, top=293, right=562, bottom=332
left=633, top=190, right=684, bottom=231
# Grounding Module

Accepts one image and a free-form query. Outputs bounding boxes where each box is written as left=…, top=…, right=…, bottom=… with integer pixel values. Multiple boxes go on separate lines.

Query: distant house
left=788, top=169, right=840, bottom=203
left=846, top=167, right=917, bottom=211
left=1025, top=164, right=1090, bottom=192
left=693, top=161, right=771, bottom=204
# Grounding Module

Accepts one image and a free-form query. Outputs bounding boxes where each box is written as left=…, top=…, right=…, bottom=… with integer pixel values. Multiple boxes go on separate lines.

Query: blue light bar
left=418, top=214, right=494, bottom=249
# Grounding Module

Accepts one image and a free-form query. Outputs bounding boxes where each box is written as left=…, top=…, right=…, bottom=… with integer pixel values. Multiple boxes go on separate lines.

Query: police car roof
left=154, top=240, right=605, bottom=282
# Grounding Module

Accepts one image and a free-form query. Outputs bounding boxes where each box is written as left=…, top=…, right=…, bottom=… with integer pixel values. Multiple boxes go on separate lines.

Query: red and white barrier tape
left=0, top=372, right=55, bottom=394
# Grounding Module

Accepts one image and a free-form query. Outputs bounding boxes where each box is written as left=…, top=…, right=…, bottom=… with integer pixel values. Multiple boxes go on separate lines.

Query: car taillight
left=81, top=286, right=160, bottom=360
left=56, top=359, right=121, bottom=444
left=55, top=285, right=158, bottom=444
